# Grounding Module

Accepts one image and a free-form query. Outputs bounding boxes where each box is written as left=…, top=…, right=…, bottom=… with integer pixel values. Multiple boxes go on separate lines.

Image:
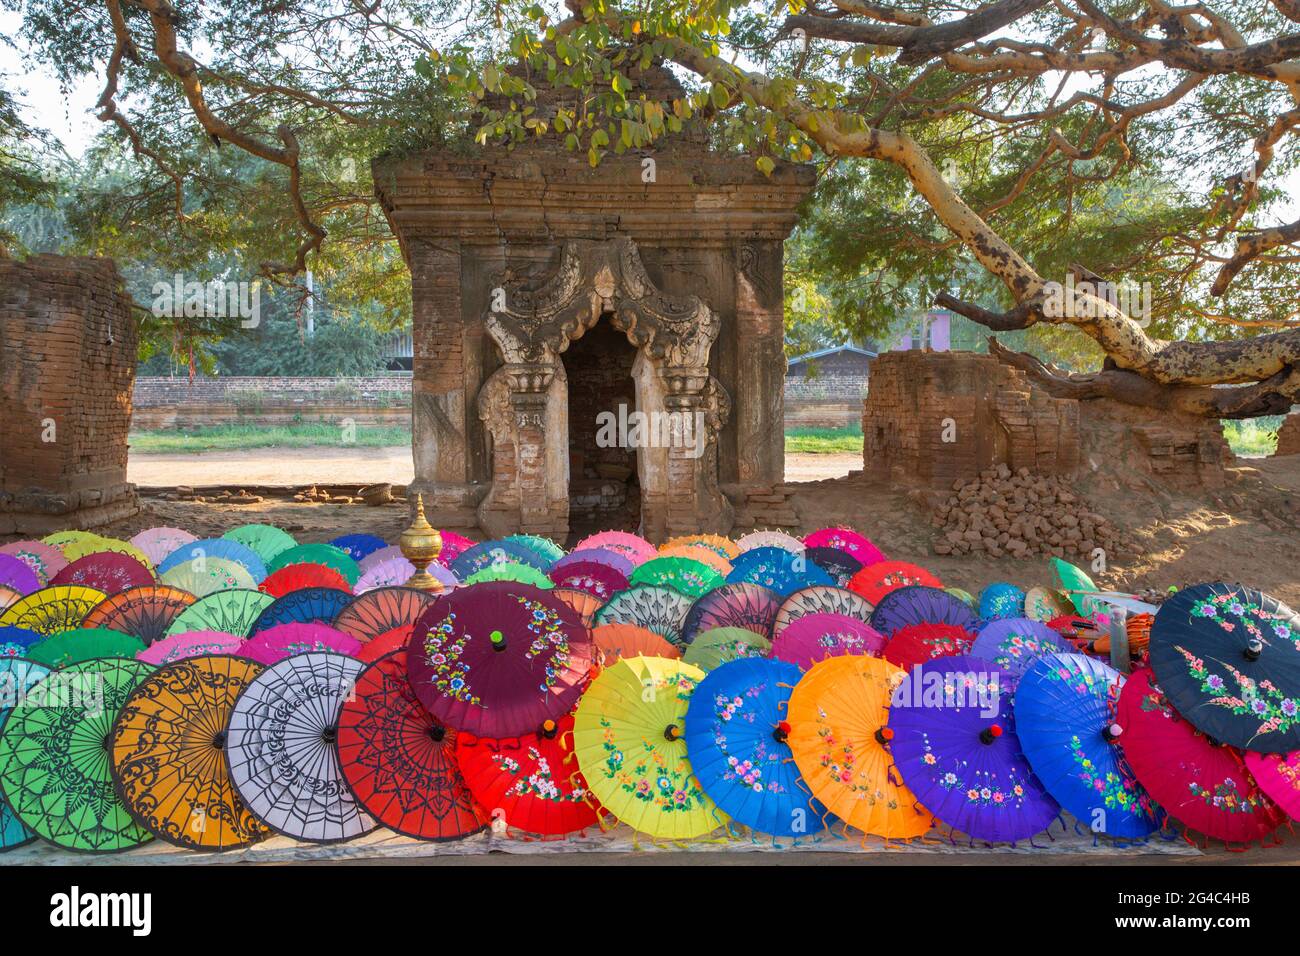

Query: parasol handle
left=874, top=726, right=894, bottom=747
left=1244, top=639, right=1263, bottom=662
left=490, top=629, right=507, bottom=651
left=1102, top=722, right=1123, bottom=743
left=663, top=723, right=682, bottom=742
left=772, top=721, right=791, bottom=744
left=978, top=724, right=1003, bottom=745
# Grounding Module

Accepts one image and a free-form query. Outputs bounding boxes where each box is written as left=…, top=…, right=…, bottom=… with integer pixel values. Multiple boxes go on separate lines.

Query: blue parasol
left=248, top=586, right=354, bottom=637
left=156, top=537, right=268, bottom=583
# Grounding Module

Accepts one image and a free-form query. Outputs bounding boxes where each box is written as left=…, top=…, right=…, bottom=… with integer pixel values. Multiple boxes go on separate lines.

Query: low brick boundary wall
left=133, top=375, right=412, bottom=428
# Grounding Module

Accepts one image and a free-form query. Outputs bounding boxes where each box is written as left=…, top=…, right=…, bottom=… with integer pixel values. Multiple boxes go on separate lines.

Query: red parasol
left=883, top=622, right=977, bottom=671
left=259, top=562, right=352, bottom=598
left=51, top=553, right=153, bottom=595
left=847, top=560, right=943, bottom=607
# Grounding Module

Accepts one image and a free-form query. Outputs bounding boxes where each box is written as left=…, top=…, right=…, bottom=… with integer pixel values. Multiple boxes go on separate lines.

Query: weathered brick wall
left=0, top=254, right=138, bottom=532
left=784, top=351, right=870, bottom=428
left=862, top=351, right=1079, bottom=489
left=1275, top=412, right=1300, bottom=456
left=132, top=375, right=411, bottom=428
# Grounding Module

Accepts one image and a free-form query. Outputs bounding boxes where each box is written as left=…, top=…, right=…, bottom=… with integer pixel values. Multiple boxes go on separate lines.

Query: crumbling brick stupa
left=375, top=63, right=815, bottom=542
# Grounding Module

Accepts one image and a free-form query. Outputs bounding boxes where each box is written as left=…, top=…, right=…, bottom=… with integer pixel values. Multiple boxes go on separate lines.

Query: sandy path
left=127, top=448, right=858, bottom=486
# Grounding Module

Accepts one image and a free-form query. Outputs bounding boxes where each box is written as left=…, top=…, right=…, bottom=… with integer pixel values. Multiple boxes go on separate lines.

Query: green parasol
left=159, top=556, right=255, bottom=597
left=266, top=543, right=360, bottom=586
left=223, top=523, right=298, bottom=564
left=0, top=658, right=155, bottom=852
left=165, top=588, right=274, bottom=639
left=629, top=556, right=725, bottom=599
left=681, top=626, right=772, bottom=672
left=27, top=628, right=146, bottom=668
left=463, top=562, right=554, bottom=589
left=504, top=534, right=565, bottom=563
left=1051, top=558, right=1099, bottom=614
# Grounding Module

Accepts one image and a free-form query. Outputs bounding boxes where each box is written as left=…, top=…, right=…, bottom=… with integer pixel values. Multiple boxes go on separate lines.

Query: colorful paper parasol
left=726, top=547, right=833, bottom=596
left=0, top=585, right=106, bottom=636
left=81, top=586, right=196, bottom=646
left=686, top=657, right=825, bottom=837
left=0, top=540, right=67, bottom=585
left=0, top=555, right=40, bottom=596
left=592, top=623, right=682, bottom=666
left=802, top=527, right=886, bottom=565
left=735, top=530, right=805, bottom=554
left=0, top=657, right=51, bottom=850
left=226, top=652, right=377, bottom=842
left=328, top=533, right=388, bottom=563
left=504, top=534, right=565, bottom=566
left=0, top=657, right=156, bottom=852
left=773, top=586, right=875, bottom=639
left=450, top=540, right=549, bottom=579
left=1051, top=557, right=1098, bottom=614
left=1243, top=750, right=1300, bottom=821
left=260, top=561, right=353, bottom=598
left=0, top=587, right=19, bottom=614
left=1149, top=583, right=1300, bottom=752
left=848, top=560, right=944, bottom=606
left=1116, top=666, right=1284, bottom=843
left=455, top=713, right=600, bottom=837
left=883, top=623, right=977, bottom=671
left=552, top=588, right=603, bottom=629
left=970, top=617, right=1077, bottom=687
left=573, top=656, right=722, bottom=838
left=805, top=547, right=863, bottom=587
left=1014, top=653, right=1160, bottom=840
left=356, top=556, right=455, bottom=592
left=156, top=538, right=267, bottom=582
left=358, top=545, right=408, bottom=575
left=130, top=527, right=198, bottom=567
left=656, top=545, right=732, bottom=576
left=661, top=533, right=740, bottom=560
left=160, top=556, right=257, bottom=596
left=682, top=627, right=771, bottom=673
left=771, top=613, right=886, bottom=670
left=946, top=587, right=978, bottom=610
left=42, top=530, right=103, bottom=551
left=336, top=650, right=487, bottom=841
left=247, top=586, right=353, bottom=636
left=434, top=530, right=476, bottom=564
left=267, top=543, right=360, bottom=586
left=332, top=586, right=437, bottom=646
left=223, top=523, right=298, bottom=564
left=593, top=585, right=693, bottom=646
left=630, top=556, right=724, bottom=599
left=240, top=622, right=362, bottom=665
left=889, top=656, right=1060, bottom=843
left=407, top=581, right=594, bottom=738
left=465, top=562, right=554, bottom=589
left=978, top=583, right=1027, bottom=621
left=680, top=583, right=781, bottom=645
left=788, top=655, right=932, bottom=839
left=165, top=588, right=273, bottom=639
left=573, top=530, right=657, bottom=565
left=870, top=585, right=979, bottom=639
left=547, top=560, right=628, bottom=600
left=111, top=655, right=270, bottom=850
left=27, top=628, right=146, bottom=668
left=553, top=547, right=636, bottom=577
left=1024, top=586, right=1077, bottom=623
left=0, top=626, right=40, bottom=657
left=137, top=630, right=244, bottom=666
left=60, top=536, right=152, bottom=568
left=51, top=553, right=154, bottom=596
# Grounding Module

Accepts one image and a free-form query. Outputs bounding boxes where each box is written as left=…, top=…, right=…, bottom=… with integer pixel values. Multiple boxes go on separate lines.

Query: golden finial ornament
left=400, top=492, right=444, bottom=591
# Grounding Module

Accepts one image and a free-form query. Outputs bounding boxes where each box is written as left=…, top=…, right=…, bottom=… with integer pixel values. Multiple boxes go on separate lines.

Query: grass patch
left=1222, top=417, right=1282, bottom=458
left=785, top=425, right=864, bottom=454
left=130, top=422, right=412, bottom=454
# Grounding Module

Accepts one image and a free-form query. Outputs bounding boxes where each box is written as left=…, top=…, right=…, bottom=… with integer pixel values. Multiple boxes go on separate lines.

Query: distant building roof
left=786, top=343, right=879, bottom=366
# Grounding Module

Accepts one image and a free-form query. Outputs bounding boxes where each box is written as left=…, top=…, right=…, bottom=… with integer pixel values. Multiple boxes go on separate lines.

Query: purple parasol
left=0, top=541, right=68, bottom=586
left=680, top=583, right=781, bottom=645
left=0, top=555, right=41, bottom=596
left=552, top=548, right=635, bottom=578
left=407, top=581, right=594, bottom=738
left=771, top=612, right=885, bottom=670
left=870, top=585, right=979, bottom=638
left=547, top=560, right=629, bottom=601
left=888, top=655, right=1060, bottom=844
left=240, top=622, right=362, bottom=665
left=970, top=617, right=1077, bottom=687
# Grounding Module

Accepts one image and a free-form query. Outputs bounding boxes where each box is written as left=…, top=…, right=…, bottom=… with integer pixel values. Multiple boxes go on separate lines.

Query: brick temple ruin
left=0, top=255, right=139, bottom=533
left=375, top=64, right=814, bottom=541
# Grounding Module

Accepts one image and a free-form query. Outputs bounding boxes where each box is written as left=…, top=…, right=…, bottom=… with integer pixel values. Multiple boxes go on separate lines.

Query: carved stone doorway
left=562, top=316, right=641, bottom=536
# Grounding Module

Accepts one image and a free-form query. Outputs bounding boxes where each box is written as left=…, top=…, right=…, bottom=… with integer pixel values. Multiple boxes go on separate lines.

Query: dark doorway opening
left=563, top=317, right=640, bottom=538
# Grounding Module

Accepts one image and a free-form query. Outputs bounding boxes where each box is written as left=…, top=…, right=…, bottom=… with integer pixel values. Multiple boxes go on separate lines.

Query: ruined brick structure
left=1275, top=412, right=1300, bottom=456
left=0, top=255, right=139, bottom=532
left=863, top=350, right=1233, bottom=492
left=374, top=64, right=814, bottom=542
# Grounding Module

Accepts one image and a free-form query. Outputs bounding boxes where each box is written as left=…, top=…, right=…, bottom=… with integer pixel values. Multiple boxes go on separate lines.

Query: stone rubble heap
left=931, top=465, right=1130, bottom=559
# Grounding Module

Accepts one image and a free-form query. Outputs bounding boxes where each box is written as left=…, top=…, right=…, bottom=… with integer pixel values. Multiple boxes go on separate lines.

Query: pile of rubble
left=931, top=466, right=1131, bottom=559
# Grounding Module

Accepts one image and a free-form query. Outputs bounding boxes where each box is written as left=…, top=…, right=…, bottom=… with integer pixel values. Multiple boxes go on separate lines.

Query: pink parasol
left=1243, top=751, right=1300, bottom=821
left=802, top=527, right=887, bottom=565
left=551, top=548, right=635, bottom=577
left=407, top=581, right=594, bottom=737
left=137, top=629, right=245, bottom=666
left=436, top=530, right=476, bottom=564
left=240, top=622, right=363, bottom=665
left=1117, top=666, right=1284, bottom=844
left=771, top=612, right=886, bottom=670
left=572, top=531, right=656, bottom=566
left=0, top=541, right=67, bottom=585
left=129, top=527, right=198, bottom=567
left=547, top=560, right=629, bottom=600
left=51, top=553, right=154, bottom=595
